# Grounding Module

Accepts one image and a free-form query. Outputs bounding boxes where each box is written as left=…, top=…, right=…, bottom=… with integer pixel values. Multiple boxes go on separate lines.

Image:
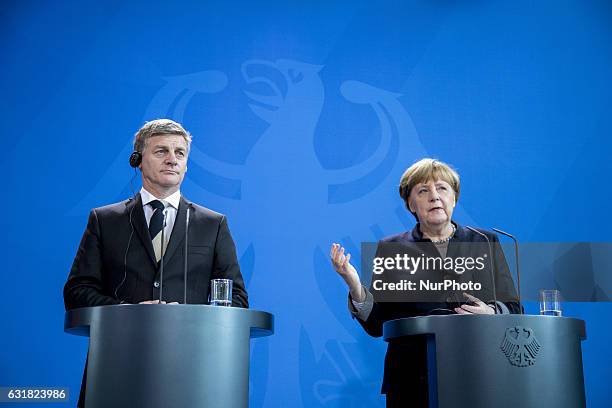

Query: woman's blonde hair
left=398, top=158, right=460, bottom=218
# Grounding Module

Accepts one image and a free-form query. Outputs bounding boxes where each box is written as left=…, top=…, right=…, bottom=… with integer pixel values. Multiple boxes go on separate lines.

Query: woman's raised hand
left=330, top=243, right=365, bottom=302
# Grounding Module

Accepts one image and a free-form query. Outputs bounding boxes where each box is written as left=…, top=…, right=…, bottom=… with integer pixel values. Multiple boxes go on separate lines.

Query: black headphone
left=116, top=151, right=141, bottom=299
left=129, top=151, right=142, bottom=168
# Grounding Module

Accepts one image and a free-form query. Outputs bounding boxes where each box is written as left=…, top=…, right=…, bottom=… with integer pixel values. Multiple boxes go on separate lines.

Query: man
left=64, top=119, right=248, bottom=406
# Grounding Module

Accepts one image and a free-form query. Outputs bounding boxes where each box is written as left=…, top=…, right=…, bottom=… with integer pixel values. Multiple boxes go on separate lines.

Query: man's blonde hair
left=133, top=119, right=192, bottom=153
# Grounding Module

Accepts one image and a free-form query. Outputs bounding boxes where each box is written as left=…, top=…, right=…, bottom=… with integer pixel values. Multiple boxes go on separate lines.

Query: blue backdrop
left=2, top=1, right=611, bottom=406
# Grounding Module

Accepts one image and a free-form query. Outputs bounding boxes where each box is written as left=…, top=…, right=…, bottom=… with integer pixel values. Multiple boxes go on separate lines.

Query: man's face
left=140, top=134, right=188, bottom=194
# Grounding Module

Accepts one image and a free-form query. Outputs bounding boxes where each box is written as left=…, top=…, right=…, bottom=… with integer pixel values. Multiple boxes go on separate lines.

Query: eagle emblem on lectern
left=500, top=326, right=541, bottom=367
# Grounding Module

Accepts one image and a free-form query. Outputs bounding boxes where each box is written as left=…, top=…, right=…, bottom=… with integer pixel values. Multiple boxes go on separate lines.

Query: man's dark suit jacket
left=64, top=193, right=248, bottom=407
left=64, top=193, right=248, bottom=308
left=353, top=222, right=520, bottom=404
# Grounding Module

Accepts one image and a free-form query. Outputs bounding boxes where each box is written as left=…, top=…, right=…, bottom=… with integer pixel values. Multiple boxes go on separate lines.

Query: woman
left=330, top=158, right=520, bottom=407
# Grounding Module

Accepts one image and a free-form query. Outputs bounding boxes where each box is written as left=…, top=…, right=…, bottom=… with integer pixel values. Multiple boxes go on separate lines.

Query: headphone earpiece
left=129, top=151, right=142, bottom=168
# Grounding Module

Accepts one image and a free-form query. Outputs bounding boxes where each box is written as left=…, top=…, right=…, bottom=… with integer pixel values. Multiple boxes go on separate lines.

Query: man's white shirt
left=140, top=187, right=181, bottom=253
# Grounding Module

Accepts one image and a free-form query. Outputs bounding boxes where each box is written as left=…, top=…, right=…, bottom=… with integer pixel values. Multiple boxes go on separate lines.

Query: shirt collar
left=140, top=187, right=181, bottom=210
left=411, top=220, right=459, bottom=241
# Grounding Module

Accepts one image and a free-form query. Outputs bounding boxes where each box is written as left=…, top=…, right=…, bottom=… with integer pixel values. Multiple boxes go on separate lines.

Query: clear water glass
left=210, top=279, right=232, bottom=307
left=539, top=289, right=561, bottom=316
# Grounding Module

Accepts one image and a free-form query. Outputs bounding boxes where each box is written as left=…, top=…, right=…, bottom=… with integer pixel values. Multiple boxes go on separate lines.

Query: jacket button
left=153, top=281, right=160, bottom=288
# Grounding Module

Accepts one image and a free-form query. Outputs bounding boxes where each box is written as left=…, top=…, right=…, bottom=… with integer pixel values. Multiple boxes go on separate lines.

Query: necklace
left=430, top=224, right=456, bottom=244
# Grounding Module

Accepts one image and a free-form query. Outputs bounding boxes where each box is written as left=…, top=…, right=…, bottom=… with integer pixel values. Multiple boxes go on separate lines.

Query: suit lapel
left=163, top=196, right=189, bottom=266
left=126, top=193, right=157, bottom=265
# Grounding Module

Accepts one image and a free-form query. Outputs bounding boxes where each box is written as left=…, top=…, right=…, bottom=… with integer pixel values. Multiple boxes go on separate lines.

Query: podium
left=65, top=304, right=274, bottom=408
left=384, top=315, right=586, bottom=408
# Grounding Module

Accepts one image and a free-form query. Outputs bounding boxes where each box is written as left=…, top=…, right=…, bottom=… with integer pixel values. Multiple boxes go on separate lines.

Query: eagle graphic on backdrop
left=500, top=326, right=541, bottom=367
left=71, top=58, right=477, bottom=407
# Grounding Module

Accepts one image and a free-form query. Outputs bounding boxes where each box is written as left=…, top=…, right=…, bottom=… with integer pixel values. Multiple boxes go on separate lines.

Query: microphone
left=158, top=208, right=167, bottom=304
left=466, top=226, right=498, bottom=312
left=114, top=167, right=140, bottom=302
left=183, top=206, right=190, bottom=304
left=492, top=227, right=523, bottom=314
left=115, top=203, right=135, bottom=301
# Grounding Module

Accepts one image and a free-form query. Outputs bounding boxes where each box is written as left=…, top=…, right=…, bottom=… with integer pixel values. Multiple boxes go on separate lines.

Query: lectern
left=65, top=304, right=274, bottom=408
left=384, top=315, right=586, bottom=408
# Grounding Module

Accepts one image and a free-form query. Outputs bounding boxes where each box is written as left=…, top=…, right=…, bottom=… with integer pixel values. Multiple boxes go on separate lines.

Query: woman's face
left=408, top=179, right=456, bottom=228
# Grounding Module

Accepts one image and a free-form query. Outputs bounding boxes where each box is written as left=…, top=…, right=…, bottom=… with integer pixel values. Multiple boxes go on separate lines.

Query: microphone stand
left=183, top=207, right=190, bottom=304
left=158, top=210, right=166, bottom=304
left=492, top=227, right=523, bottom=314
left=466, top=226, right=498, bottom=312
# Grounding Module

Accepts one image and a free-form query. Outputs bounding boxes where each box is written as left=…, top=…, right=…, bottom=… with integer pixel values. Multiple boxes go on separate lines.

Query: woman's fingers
left=459, top=304, right=480, bottom=313
left=456, top=300, right=494, bottom=315
left=330, top=243, right=338, bottom=259
left=330, top=243, right=354, bottom=276
left=455, top=307, right=471, bottom=314
left=330, top=243, right=345, bottom=271
left=331, top=244, right=340, bottom=264
left=463, top=293, right=483, bottom=304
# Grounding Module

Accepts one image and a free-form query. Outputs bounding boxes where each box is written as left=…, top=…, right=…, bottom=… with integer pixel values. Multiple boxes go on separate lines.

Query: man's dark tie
left=149, top=200, right=165, bottom=262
